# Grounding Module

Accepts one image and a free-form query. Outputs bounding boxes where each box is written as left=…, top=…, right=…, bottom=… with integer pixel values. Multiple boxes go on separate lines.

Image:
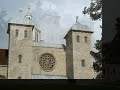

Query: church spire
left=25, top=2, right=33, bottom=24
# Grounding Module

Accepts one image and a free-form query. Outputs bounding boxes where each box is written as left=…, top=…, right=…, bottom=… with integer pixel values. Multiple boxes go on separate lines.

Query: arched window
left=85, top=36, right=88, bottom=43
left=81, top=60, right=85, bottom=67
left=16, top=29, right=19, bottom=37
left=24, top=30, right=27, bottom=38
left=76, top=35, right=80, bottom=42
left=19, top=55, right=22, bottom=63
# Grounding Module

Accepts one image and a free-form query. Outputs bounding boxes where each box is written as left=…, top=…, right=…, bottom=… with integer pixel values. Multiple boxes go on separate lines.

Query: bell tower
left=7, top=23, right=34, bottom=79
left=7, top=2, right=34, bottom=79
left=65, top=16, right=94, bottom=79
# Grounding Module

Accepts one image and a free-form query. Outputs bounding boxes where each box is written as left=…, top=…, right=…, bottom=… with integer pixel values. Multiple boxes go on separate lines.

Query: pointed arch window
left=16, top=29, right=19, bottom=37
left=24, top=30, right=27, bottom=38
left=85, top=36, right=88, bottom=43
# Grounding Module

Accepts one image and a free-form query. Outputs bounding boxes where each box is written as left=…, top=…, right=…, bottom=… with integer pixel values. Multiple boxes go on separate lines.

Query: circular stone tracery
left=39, top=53, right=55, bottom=72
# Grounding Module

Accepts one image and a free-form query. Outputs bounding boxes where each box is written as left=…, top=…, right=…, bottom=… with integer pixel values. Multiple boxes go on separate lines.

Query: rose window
left=39, top=53, right=55, bottom=72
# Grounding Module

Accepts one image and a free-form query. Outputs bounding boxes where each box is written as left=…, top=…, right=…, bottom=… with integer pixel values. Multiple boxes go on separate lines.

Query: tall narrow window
left=24, top=30, right=27, bottom=38
left=19, top=55, right=22, bottom=63
left=77, top=35, right=80, bottom=42
left=81, top=60, right=85, bottom=67
left=36, top=33, right=38, bottom=42
left=35, top=32, right=37, bottom=42
left=85, top=36, right=88, bottom=43
left=16, top=29, right=19, bottom=37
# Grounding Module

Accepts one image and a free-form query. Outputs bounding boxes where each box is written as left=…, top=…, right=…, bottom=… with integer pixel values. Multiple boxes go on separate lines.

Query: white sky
left=0, top=0, right=102, bottom=49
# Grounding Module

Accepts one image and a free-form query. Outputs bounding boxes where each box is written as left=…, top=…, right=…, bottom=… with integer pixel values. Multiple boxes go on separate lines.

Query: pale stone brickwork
left=8, top=23, right=34, bottom=79
left=65, top=30, right=94, bottom=79
left=32, top=46, right=66, bottom=76
left=0, top=65, right=7, bottom=77
left=2, top=22, right=96, bottom=79
left=72, top=31, right=94, bottom=79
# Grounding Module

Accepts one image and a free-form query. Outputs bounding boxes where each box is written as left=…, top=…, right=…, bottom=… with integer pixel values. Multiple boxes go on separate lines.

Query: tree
left=83, top=0, right=102, bottom=21
left=82, top=0, right=102, bottom=79
left=90, top=40, right=102, bottom=79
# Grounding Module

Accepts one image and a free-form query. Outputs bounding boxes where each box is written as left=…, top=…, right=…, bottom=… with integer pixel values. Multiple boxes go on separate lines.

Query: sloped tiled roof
left=71, top=22, right=91, bottom=31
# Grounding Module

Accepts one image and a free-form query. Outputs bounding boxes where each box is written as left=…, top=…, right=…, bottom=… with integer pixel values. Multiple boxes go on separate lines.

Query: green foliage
left=82, top=0, right=102, bottom=79
left=83, top=0, right=102, bottom=21
left=90, top=40, right=102, bottom=72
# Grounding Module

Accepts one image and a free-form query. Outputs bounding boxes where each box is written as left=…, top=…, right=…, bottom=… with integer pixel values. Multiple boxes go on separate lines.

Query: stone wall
left=8, top=23, right=34, bottom=79
left=65, top=31, right=74, bottom=79
left=32, top=46, right=66, bottom=76
left=72, top=31, right=95, bottom=79
left=0, top=65, right=7, bottom=78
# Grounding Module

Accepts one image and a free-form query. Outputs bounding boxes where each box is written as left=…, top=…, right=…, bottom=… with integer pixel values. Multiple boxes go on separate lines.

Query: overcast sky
left=0, top=0, right=102, bottom=49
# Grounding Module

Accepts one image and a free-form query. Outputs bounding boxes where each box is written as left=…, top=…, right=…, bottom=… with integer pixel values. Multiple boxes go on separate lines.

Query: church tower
left=65, top=16, right=94, bottom=79
left=7, top=3, right=34, bottom=79
left=7, top=23, right=34, bottom=79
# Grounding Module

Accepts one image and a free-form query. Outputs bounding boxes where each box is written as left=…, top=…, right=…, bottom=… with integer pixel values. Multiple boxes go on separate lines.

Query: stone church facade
left=3, top=18, right=95, bottom=79
left=0, top=2, right=95, bottom=79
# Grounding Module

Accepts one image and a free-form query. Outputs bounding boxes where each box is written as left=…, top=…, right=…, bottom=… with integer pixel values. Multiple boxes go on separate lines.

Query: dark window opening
left=77, top=35, right=80, bottom=42
left=16, top=29, right=19, bottom=37
left=24, top=30, right=27, bottom=38
left=81, top=60, right=85, bottom=67
left=85, top=36, right=88, bottom=43
left=19, top=55, right=22, bottom=63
